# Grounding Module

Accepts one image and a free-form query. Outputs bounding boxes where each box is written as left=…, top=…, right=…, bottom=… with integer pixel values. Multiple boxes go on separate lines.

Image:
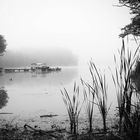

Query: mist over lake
left=0, top=48, right=78, bottom=67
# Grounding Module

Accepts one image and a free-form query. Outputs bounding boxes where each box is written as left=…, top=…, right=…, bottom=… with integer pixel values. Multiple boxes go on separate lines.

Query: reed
left=128, top=60, right=140, bottom=140
left=112, top=38, right=140, bottom=134
left=88, top=61, right=109, bottom=133
left=81, top=79, right=95, bottom=133
left=61, top=82, right=83, bottom=135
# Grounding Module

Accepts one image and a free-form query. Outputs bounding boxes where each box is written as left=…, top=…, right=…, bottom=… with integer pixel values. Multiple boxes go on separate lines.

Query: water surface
left=0, top=67, right=78, bottom=117
left=0, top=66, right=117, bottom=128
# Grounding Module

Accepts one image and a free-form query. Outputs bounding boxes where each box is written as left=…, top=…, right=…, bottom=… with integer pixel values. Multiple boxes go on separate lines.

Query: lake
left=0, top=66, right=117, bottom=129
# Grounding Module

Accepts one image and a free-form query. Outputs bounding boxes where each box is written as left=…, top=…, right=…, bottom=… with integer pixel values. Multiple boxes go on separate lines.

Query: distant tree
left=0, top=36, right=8, bottom=109
left=0, top=35, right=7, bottom=55
left=119, top=0, right=140, bottom=38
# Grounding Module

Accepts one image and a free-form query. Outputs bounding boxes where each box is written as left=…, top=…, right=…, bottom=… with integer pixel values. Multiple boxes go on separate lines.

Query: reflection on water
left=0, top=67, right=78, bottom=116
left=0, top=88, right=8, bottom=109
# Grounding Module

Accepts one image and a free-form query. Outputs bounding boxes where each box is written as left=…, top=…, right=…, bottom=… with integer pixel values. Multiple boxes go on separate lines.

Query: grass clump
left=81, top=78, right=95, bottom=133
left=112, top=38, right=140, bottom=139
left=61, top=82, right=83, bottom=135
left=88, top=61, right=110, bottom=134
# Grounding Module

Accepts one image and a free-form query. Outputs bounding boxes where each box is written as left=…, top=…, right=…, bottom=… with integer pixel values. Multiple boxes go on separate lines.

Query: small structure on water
left=31, top=63, right=49, bottom=71
left=3, top=63, right=61, bottom=73
left=4, top=67, right=30, bottom=73
left=31, top=63, right=61, bottom=72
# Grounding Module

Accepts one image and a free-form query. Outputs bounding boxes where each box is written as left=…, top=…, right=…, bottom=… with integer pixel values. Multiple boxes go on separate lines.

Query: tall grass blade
left=61, top=82, right=83, bottom=135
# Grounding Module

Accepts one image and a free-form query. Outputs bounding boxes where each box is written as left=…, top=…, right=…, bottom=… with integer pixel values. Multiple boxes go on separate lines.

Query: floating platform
left=3, top=67, right=61, bottom=73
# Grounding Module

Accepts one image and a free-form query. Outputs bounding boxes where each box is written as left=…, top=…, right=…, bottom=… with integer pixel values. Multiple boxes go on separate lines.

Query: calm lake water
left=0, top=66, right=117, bottom=127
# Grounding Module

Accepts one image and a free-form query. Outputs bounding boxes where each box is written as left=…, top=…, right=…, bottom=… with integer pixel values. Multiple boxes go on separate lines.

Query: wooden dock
left=4, top=68, right=31, bottom=73
left=2, top=67, right=61, bottom=73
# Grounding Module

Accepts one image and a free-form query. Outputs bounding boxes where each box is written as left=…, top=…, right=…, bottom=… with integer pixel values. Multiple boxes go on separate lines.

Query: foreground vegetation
left=60, top=39, right=140, bottom=140
left=0, top=39, right=140, bottom=140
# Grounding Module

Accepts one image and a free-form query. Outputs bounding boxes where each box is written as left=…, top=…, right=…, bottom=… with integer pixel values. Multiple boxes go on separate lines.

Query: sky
left=0, top=0, right=131, bottom=66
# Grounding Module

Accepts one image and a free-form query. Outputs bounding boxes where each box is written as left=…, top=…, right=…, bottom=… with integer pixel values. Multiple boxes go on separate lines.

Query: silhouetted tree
left=0, top=35, right=7, bottom=55
left=117, top=2, right=140, bottom=138
left=119, top=0, right=140, bottom=38
left=118, top=0, right=140, bottom=92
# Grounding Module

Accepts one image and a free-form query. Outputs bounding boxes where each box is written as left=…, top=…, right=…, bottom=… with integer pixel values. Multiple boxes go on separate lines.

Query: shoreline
left=0, top=113, right=121, bottom=140
left=0, top=112, right=116, bottom=132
